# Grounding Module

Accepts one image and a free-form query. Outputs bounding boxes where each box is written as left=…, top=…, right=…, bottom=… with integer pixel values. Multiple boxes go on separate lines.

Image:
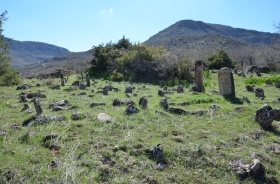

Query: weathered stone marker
left=86, top=72, right=90, bottom=87
left=60, top=73, right=65, bottom=86
left=192, top=60, right=205, bottom=92
left=218, top=67, right=235, bottom=96
left=255, top=104, right=274, bottom=130
left=33, top=97, right=43, bottom=115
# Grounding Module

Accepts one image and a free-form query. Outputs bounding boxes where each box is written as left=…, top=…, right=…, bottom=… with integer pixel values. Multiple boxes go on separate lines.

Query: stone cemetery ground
left=1, top=71, right=280, bottom=183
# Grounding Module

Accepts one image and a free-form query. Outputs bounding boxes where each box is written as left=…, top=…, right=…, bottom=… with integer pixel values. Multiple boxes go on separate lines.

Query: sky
left=1, top=0, right=280, bottom=52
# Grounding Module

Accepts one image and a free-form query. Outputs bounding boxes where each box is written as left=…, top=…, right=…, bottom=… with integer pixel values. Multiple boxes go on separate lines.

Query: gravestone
left=60, top=74, right=65, bottom=86
left=245, top=85, right=254, bottom=92
left=177, top=84, right=184, bottom=93
left=33, top=97, right=43, bottom=115
left=275, top=80, right=280, bottom=88
left=255, top=88, right=265, bottom=98
left=86, top=73, right=90, bottom=87
left=218, top=67, right=235, bottom=96
left=255, top=104, right=274, bottom=130
left=160, top=97, right=169, bottom=110
left=191, top=60, right=205, bottom=92
left=125, top=85, right=132, bottom=93
left=139, top=96, right=148, bottom=109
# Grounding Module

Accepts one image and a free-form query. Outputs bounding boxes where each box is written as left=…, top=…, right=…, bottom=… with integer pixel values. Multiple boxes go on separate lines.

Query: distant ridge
left=145, top=20, right=280, bottom=46
left=5, top=38, right=70, bottom=67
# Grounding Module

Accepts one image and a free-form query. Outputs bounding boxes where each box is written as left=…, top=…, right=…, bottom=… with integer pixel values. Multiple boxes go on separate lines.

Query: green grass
left=1, top=72, right=280, bottom=183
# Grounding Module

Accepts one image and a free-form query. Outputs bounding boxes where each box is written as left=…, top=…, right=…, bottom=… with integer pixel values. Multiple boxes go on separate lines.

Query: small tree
left=0, top=11, right=21, bottom=86
left=207, top=50, right=235, bottom=69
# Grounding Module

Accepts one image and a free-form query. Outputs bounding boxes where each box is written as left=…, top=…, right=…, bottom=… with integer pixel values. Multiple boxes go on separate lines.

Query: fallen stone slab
left=35, top=115, right=66, bottom=124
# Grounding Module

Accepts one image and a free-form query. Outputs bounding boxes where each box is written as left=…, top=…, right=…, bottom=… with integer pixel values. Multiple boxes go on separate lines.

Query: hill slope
left=5, top=38, right=70, bottom=67
left=145, top=20, right=280, bottom=46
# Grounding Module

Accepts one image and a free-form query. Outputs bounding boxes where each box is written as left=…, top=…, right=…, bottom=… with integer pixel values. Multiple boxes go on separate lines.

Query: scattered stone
left=169, top=107, right=190, bottom=115
left=43, top=132, right=58, bottom=142
left=125, top=85, right=133, bottom=93
left=26, top=92, right=46, bottom=99
left=21, top=104, right=30, bottom=111
left=255, top=70, right=262, bottom=77
left=113, top=98, right=134, bottom=106
left=71, top=81, right=80, bottom=86
left=266, top=79, right=272, bottom=85
left=78, top=92, right=87, bottom=96
left=177, top=84, right=184, bottom=93
left=233, top=68, right=238, bottom=74
left=125, top=104, right=139, bottom=115
left=52, top=106, right=66, bottom=111
left=36, top=83, right=41, bottom=87
left=229, top=159, right=265, bottom=179
left=158, top=89, right=165, bottom=97
left=125, top=93, right=131, bottom=98
left=255, top=88, right=265, bottom=98
left=90, top=102, right=106, bottom=107
left=133, top=93, right=138, bottom=97
left=151, top=144, right=163, bottom=160
left=245, top=85, right=254, bottom=92
left=241, top=71, right=246, bottom=78
left=79, top=83, right=87, bottom=90
left=71, top=112, right=86, bottom=120
left=97, top=113, right=112, bottom=122
left=246, top=65, right=259, bottom=74
left=33, top=97, right=43, bottom=115
left=16, top=84, right=29, bottom=90
left=242, top=96, right=251, bottom=104
left=255, top=104, right=274, bottom=130
left=210, top=104, right=220, bottom=111
left=139, top=96, right=148, bottom=109
left=35, top=115, right=66, bottom=124
left=218, top=67, right=235, bottom=96
left=266, top=144, right=280, bottom=154
left=160, top=97, right=168, bottom=110
left=275, top=80, right=280, bottom=88
left=234, top=106, right=244, bottom=112
left=51, top=85, right=60, bottom=90
left=178, top=101, right=189, bottom=106
left=273, top=109, right=280, bottom=121
left=20, top=94, right=28, bottom=102
left=49, top=100, right=69, bottom=109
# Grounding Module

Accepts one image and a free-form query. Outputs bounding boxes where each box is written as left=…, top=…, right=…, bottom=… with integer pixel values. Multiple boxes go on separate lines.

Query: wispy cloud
left=99, top=8, right=114, bottom=14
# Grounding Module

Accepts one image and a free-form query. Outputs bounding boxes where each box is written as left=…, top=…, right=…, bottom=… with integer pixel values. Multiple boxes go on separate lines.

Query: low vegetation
left=1, top=71, right=280, bottom=183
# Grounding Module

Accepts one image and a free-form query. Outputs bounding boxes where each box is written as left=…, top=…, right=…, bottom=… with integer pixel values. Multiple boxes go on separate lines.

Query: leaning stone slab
left=255, top=104, right=274, bottom=130
left=35, top=115, right=66, bottom=124
left=218, top=67, right=235, bottom=96
left=97, top=113, right=112, bottom=122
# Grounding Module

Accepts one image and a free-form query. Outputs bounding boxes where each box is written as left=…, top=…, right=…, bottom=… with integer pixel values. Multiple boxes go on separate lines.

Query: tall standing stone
left=218, top=67, right=235, bottom=96
left=33, top=97, right=43, bottom=115
left=60, top=73, right=65, bottom=86
left=192, top=60, right=205, bottom=92
left=86, top=72, right=90, bottom=87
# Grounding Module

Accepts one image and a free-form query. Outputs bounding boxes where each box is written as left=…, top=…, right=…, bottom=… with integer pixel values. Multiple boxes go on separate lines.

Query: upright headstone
left=218, top=67, right=235, bottom=96
left=86, top=72, right=90, bottom=87
left=192, top=60, right=205, bottom=92
left=60, top=73, right=65, bottom=86
left=33, top=97, right=43, bottom=115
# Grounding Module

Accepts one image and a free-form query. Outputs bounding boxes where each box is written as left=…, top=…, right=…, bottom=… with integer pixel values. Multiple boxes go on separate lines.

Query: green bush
left=207, top=50, right=235, bottom=69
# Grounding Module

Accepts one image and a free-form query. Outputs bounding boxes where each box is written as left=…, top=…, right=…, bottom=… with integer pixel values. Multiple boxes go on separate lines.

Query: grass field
left=1, top=72, right=280, bottom=183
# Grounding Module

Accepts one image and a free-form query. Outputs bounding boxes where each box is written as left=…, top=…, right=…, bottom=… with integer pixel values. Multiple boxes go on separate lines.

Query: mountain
left=5, top=38, right=70, bottom=67
left=16, top=49, right=93, bottom=77
left=145, top=20, right=280, bottom=46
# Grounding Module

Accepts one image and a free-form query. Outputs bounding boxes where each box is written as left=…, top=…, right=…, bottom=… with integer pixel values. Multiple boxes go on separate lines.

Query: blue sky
left=1, top=0, right=280, bottom=52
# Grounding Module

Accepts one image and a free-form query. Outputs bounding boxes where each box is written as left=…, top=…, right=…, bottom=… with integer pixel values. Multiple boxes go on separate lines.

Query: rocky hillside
left=16, top=49, right=93, bottom=77
left=5, top=38, right=70, bottom=67
left=145, top=20, right=280, bottom=46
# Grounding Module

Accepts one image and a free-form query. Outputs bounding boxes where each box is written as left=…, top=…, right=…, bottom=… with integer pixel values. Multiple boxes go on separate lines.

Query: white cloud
left=99, top=8, right=114, bottom=14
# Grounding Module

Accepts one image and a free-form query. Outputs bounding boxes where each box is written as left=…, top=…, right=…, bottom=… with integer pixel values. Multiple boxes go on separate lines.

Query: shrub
left=207, top=50, right=235, bottom=69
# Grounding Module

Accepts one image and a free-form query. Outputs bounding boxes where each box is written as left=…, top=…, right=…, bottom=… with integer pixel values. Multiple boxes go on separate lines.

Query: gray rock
left=35, top=115, right=66, bottom=124
left=255, top=88, right=265, bottom=98
left=71, top=112, right=86, bottom=120
left=97, top=113, right=112, bottom=122
left=245, top=85, right=254, bottom=92
left=90, top=102, right=106, bottom=107
left=160, top=97, right=168, bottom=110
left=139, top=96, right=148, bottom=109
left=125, top=104, right=139, bottom=115
left=255, top=104, right=274, bottom=130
